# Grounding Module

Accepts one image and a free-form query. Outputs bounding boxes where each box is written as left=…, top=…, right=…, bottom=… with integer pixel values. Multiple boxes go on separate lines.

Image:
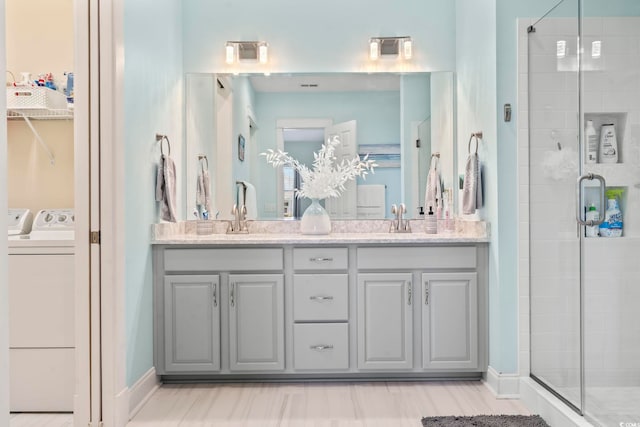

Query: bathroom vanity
left=152, top=220, right=489, bottom=381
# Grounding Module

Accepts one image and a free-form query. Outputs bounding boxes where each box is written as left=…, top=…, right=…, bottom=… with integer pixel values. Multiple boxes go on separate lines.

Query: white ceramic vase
left=300, top=198, right=331, bottom=235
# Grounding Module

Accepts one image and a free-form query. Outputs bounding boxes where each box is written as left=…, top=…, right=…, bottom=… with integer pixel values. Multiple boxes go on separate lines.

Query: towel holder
left=468, top=131, right=483, bottom=154
left=198, top=154, right=209, bottom=171
left=156, top=133, right=171, bottom=156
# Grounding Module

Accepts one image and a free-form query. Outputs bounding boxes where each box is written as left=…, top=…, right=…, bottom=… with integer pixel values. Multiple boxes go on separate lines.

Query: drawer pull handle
left=310, top=344, right=334, bottom=351
left=424, top=281, right=429, bottom=305
left=309, top=257, right=333, bottom=262
left=309, top=295, right=334, bottom=301
left=230, top=283, right=235, bottom=307
left=407, top=281, right=412, bottom=305
left=213, top=283, right=218, bottom=307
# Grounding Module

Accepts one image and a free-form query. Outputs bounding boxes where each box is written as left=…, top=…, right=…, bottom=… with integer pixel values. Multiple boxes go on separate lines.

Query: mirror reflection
left=185, top=72, right=455, bottom=221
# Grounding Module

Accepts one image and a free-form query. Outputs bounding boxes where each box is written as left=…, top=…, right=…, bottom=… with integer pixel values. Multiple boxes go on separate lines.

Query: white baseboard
left=483, top=366, right=521, bottom=399
left=519, top=377, right=592, bottom=427
left=128, top=367, right=160, bottom=420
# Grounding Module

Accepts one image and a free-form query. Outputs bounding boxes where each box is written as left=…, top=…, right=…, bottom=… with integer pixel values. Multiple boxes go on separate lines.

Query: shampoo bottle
left=599, top=124, right=618, bottom=163
left=599, top=189, right=623, bottom=237
left=585, top=120, right=598, bottom=164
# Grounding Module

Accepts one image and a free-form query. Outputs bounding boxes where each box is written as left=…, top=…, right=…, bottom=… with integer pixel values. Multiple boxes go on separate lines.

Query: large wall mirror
left=184, top=71, right=455, bottom=221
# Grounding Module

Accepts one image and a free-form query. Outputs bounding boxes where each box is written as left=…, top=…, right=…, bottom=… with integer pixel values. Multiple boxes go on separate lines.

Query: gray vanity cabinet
left=163, top=275, right=220, bottom=372
left=228, top=274, right=284, bottom=371
left=357, top=273, right=413, bottom=370
left=421, top=272, right=478, bottom=370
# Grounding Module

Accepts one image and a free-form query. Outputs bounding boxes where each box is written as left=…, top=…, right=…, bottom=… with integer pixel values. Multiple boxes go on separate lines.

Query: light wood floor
left=129, top=381, right=531, bottom=427
left=9, top=413, right=73, bottom=427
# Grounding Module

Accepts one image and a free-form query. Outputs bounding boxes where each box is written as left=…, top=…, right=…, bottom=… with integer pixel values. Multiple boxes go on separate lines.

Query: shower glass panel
left=529, top=0, right=640, bottom=425
left=527, top=0, right=582, bottom=413
left=581, top=2, right=640, bottom=426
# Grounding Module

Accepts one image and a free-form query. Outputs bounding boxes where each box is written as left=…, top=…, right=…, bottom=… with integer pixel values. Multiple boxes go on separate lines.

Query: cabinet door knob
left=309, top=295, right=334, bottom=301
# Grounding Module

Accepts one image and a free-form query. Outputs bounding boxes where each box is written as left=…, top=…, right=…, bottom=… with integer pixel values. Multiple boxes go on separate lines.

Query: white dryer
left=29, top=208, right=75, bottom=240
left=7, top=208, right=33, bottom=238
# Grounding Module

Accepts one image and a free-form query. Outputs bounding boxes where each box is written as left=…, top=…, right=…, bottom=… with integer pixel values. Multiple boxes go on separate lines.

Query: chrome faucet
left=227, top=204, right=249, bottom=234
left=389, top=203, right=411, bottom=233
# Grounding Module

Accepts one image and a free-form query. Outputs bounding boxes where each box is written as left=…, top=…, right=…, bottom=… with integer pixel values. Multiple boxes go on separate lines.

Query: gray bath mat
left=421, top=415, right=550, bottom=427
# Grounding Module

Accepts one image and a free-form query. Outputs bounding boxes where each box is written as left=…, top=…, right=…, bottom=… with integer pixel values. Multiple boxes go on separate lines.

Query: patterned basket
left=6, top=86, right=68, bottom=110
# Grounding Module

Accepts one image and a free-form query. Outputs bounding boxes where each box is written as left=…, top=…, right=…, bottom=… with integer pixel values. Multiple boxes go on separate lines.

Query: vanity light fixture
left=225, top=41, right=269, bottom=64
left=369, top=36, right=413, bottom=60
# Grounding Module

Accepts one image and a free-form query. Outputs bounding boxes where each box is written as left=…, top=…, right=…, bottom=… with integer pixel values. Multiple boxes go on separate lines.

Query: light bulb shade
left=259, top=43, right=268, bottom=64
left=403, top=39, right=413, bottom=59
left=369, top=39, right=379, bottom=60
left=226, top=44, right=235, bottom=64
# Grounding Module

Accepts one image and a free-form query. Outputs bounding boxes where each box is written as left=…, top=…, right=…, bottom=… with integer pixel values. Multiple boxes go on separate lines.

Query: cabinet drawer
left=293, top=274, right=348, bottom=321
left=357, top=246, right=476, bottom=270
left=164, top=248, right=283, bottom=272
left=293, top=247, right=348, bottom=270
left=294, top=323, right=349, bottom=370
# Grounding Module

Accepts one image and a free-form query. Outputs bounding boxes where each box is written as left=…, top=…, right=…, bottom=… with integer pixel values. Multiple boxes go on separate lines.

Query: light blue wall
left=124, top=0, right=183, bottom=387
left=254, top=90, right=401, bottom=218
left=182, top=0, right=456, bottom=73
left=455, top=0, right=504, bottom=371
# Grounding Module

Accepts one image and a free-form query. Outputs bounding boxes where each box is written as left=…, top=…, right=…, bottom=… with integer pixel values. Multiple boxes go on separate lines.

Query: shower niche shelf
left=584, top=112, right=627, bottom=164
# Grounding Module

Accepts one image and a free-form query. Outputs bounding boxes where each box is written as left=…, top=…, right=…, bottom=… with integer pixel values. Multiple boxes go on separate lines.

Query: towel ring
left=156, top=134, right=171, bottom=156
left=468, top=133, right=482, bottom=154
left=198, top=155, right=209, bottom=172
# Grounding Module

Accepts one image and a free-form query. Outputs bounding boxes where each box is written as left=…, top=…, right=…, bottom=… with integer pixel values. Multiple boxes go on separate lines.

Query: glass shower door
left=527, top=0, right=583, bottom=412
left=581, top=1, right=640, bottom=425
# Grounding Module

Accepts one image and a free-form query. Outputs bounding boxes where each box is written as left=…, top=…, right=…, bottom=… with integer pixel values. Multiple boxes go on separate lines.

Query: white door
left=324, top=120, right=357, bottom=218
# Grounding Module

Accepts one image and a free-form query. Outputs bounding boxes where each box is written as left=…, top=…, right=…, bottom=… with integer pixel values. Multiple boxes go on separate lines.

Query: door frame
left=1, top=0, right=9, bottom=420
left=275, top=119, right=333, bottom=217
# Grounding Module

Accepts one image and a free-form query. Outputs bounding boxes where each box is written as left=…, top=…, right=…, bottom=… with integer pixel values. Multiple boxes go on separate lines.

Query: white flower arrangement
left=261, top=135, right=377, bottom=200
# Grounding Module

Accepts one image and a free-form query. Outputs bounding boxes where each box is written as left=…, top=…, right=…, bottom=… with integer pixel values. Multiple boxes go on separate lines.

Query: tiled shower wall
left=518, top=17, right=640, bottom=389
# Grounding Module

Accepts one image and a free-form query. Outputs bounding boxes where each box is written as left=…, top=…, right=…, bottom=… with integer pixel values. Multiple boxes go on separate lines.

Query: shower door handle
left=576, top=173, right=606, bottom=226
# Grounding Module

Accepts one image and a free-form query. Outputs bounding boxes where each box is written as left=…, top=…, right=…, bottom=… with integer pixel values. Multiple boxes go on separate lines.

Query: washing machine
left=8, top=208, right=75, bottom=411
left=29, top=208, right=75, bottom=240
left=7, top=208, right=33, bottom=239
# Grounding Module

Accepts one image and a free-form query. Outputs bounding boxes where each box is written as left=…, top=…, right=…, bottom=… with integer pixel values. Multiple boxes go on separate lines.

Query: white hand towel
left=424, top=156, right=442, bottom=211
left=156, top=154, right=177, bottom=222
left=196, top=169, right=211, bottom=213
left=462, top=152, right=483, bottom=214
left=242, top=181, right=257, bottom=220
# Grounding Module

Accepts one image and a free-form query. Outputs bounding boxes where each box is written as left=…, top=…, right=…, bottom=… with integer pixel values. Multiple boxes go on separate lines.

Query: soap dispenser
left=425, top=206, right=437, bottom=234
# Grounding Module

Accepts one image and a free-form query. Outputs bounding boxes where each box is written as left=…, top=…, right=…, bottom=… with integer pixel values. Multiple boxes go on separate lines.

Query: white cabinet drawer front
left=164, top=248, right=283, bottom=271
left=357, top=246, right=476, bottom=270
left=293, top=274, right=348, bottom=321
left=293, top=247, right=348, bottom=270
left=294, top=323, right=349, bottom=370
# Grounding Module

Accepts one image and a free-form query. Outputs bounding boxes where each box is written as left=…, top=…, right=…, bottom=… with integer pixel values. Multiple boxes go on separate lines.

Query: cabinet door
left=422, top=273, right=478, bottom=370
left=229, top=274, right=284, bottom=371
left=357, top=273, right=413, bottom=370
left=164, top=275, right=220, bottom=372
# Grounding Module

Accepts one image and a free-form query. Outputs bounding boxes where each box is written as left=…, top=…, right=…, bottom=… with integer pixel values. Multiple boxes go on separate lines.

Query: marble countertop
left=151, top=219, right=490, bottom=245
